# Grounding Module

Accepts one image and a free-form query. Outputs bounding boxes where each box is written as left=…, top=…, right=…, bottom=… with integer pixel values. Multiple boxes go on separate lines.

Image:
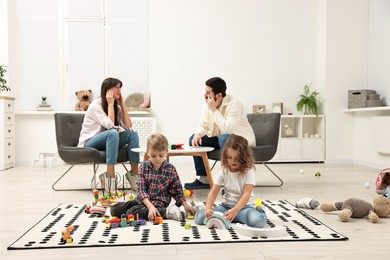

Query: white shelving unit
left=271, top=115, right=325, bottom=162
left=0, top=96, right=16, bottom=170
left=342, top=106, right=390, bottom=113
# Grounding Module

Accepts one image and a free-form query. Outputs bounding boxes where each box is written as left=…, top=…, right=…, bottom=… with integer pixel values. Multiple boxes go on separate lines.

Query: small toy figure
left=60, top=226, right=74, bottom=243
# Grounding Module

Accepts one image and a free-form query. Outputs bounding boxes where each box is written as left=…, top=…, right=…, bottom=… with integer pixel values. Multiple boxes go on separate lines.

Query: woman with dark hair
left=78, top=77, right=140, bottom=195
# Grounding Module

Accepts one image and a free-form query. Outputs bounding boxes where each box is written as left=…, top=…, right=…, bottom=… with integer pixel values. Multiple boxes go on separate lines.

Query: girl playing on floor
left=195, top=134, right=267, bottom=228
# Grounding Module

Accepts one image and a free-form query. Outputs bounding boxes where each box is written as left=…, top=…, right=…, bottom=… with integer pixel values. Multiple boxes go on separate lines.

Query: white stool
left=31, top=152, right=57, bottom=168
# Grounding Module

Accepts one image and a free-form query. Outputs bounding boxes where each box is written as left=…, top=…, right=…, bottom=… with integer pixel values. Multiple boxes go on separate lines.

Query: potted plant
left=0, top=64, right=10, bottom=93
left=41, top=96, right=47, bottom=105
left=296, top=84, right=320, bottom=116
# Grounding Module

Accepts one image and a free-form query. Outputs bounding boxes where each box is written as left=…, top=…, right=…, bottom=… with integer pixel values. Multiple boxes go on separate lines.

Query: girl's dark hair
left=221, top=135, right=255, bottom=174
left=100, top=77, right=122, bottom=126
left=205, top=77, right=227, bottom=97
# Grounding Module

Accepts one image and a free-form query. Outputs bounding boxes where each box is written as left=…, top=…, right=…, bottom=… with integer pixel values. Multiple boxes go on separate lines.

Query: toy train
left=104, top=214, right=147, bottom=229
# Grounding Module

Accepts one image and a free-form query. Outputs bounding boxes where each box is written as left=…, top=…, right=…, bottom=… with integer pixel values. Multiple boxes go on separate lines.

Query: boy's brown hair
left=146, top=133, right=169, bottom=152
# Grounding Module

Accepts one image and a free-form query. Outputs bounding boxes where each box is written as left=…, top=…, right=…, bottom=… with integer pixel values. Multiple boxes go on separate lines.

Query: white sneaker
left=125, top=171, right=138, bottom=194
left=166, top=204, right=183, bottom=221
left=98, top=173, right=120, bottom=195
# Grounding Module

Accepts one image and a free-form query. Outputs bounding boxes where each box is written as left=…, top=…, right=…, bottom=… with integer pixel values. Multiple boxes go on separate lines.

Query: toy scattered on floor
left=295, top=198, right=320, bottom=209
left=364, top=182, right=370, bottom=189
left=375, top=168, right=390, bottom=197
left=319, top=195, right=390, bottom=223
left=184, top=223, right=191, bottom=229
left=235, top=223, right=287, bottom=238
left=60, top=226, right=74, bottom=243
left=75, top=89, right=92, bottom=111
left=299, top=169, right=304, bottom=174
left=314, top=171, right=321, bottom=177
left=184, top=189, right=193, bottom=197
left=85, top=203, right=106, bottom=216
left=154, top=216, right=163, bottom=224
left=204, top=211, right=231, bottom=229
left=255, top=199, right=263, bottom=208
left=184, top=189, right=202, bottom=218
left=105, top=214, right=147, bottom=229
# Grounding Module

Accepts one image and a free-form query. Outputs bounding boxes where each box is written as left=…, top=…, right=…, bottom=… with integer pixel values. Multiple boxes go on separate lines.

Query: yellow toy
left=60, top=226, right=74, bottom=243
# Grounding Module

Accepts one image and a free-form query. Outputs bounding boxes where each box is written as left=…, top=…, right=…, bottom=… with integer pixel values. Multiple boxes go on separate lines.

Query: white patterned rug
left=7, top=200, right=347, bottom=250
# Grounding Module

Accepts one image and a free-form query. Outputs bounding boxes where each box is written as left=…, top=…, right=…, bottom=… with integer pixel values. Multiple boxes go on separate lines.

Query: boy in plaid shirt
left=111, top=133, right=195, bottom=221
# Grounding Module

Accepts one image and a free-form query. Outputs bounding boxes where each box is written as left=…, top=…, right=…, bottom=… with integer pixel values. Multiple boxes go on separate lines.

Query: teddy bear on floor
left=75, top=89, right=92, bottom=111
left=319, top=195, right=390, bottom=223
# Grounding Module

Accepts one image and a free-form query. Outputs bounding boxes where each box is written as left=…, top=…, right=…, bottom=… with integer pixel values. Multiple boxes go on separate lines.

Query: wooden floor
left=1, top=161, right=389, bottom=259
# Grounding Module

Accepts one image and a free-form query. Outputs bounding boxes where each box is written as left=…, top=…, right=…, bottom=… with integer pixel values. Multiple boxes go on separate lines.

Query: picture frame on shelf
left=272, top=102, right=283, bottom=114
left=253, top=105, right=266, bottom=114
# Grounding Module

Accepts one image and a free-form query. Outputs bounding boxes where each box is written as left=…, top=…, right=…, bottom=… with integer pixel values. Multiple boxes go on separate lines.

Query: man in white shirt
left=185, top=77, right=255, bottom=189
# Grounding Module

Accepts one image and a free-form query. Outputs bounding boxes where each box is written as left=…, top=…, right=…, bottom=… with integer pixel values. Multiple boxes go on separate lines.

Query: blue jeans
left=84, top=129, right=140, bottom=165
left=194, top=203, right=267, bottom=228
left=189, top=133, right=230, bottom=176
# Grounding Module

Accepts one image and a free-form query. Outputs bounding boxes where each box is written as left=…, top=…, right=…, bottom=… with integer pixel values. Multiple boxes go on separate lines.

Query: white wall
left=348, top=0, right=390, bottom=169
left=324, top=0, right=369, bottom=163
left=369, top=0, right=390, bottom=103
left=0, top=0, right=8, bottom=65
left=149, top=0, right=319, bottom=146
left=8, top=0, right=390, bottom=168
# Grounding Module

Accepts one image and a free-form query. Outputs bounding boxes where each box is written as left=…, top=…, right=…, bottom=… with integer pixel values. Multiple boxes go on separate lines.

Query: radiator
left=372, top=116, right=390, bottom=154
left=132, top=117, right=157, bottom=148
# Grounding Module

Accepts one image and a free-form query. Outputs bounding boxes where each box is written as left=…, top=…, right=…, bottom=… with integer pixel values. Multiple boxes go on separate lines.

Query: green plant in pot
left=41, top=96, right=47, bottom=105
left=0, top=64, right=11, bottom=92
left=297, top=84, right=320, bottom=116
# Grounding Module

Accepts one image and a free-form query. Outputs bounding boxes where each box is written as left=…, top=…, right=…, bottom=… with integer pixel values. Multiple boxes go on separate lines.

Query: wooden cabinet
left=0, top=96, right=15, bottom=170
left=272, top=115, right=325, bottom=162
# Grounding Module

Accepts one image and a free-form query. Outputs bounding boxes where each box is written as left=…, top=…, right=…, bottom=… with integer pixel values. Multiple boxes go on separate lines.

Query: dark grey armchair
left=53, top=113, right=129, bottom=191
left=207, top=113, right=282, bottom=187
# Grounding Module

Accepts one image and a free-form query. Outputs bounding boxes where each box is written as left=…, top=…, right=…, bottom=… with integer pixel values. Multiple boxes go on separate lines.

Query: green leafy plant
left=41, top=96, right=47, bottom=101
left=0, top=64, right=10, bottom=92
left=296, top=84, right=320, bottom=116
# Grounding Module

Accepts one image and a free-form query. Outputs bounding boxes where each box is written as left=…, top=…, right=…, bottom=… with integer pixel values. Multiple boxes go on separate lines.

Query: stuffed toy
left=295, top=198, right=320, bottom=209
left=75, top=89, right=92, bottom=111
left=319, top=195, right=390, bottom=223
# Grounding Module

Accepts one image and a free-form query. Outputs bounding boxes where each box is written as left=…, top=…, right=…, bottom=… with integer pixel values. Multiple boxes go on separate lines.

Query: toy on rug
left=75, top=89, right=92, bottom=111
left=319, top=195, right=390, bottom=223
left=154, top=216, right=163, bottom=224
left=375, top=168, right=390, bottom=197
left=204, top=211, right=231, bottom=229
left=105, top=214, right=147, bottom=229
left=235, top=223, right=287, bottom=238
left=295, top=198, right=320, bottom=209
left=60, top=226, right=74, bottom=243
left=90, top=174, right=135, bottom=207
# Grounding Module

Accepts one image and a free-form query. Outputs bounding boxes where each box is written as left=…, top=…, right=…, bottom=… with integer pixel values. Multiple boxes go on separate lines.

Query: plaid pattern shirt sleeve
left=136, top=161, right=185, bottom=209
